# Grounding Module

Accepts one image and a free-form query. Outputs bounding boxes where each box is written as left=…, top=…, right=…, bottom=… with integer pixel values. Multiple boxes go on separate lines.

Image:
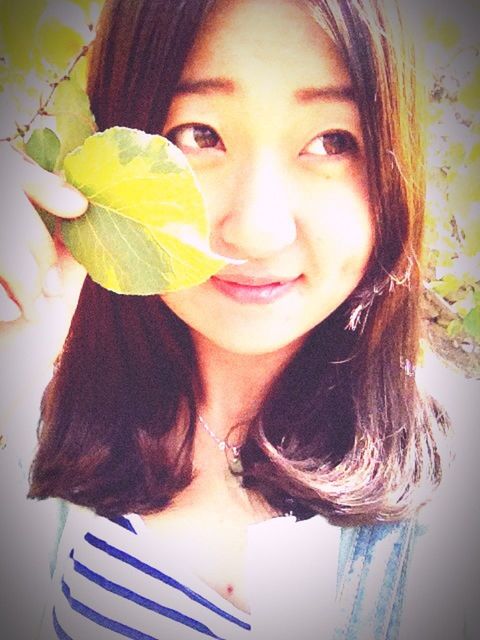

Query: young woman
left=1, top=0, right=450, bottom=638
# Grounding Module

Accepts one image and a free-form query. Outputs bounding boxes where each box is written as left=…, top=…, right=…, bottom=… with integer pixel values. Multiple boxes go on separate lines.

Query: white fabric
left=39, top=507, right=339, bottom=640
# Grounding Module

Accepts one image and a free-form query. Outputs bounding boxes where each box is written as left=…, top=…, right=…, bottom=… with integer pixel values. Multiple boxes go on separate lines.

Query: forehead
left=180, top=0, right=351, bottom=91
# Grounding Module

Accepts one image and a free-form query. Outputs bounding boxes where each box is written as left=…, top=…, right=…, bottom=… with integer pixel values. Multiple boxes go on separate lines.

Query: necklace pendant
left=218, top=441, right=226, bottom=451
left=229, top=452, right=243, bottom=475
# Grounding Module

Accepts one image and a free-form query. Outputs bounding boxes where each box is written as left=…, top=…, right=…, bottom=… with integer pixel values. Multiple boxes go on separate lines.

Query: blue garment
left=335, top=519, right=417, bottom=640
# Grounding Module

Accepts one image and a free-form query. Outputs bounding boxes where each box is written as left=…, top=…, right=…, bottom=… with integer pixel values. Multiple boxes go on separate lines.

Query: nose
left=219, top=153, right=297, bottom=260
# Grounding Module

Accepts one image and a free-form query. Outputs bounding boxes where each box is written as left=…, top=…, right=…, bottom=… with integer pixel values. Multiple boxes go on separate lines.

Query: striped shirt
left=40, top=509, right=416, bottom=639
left=41, top=510, right=340, bottom=640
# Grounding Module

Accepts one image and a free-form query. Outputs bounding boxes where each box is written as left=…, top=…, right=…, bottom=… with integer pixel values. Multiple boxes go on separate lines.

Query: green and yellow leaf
left=52, top=76, right=96, bottom=168
left=62, top=126, right=233, bottom=294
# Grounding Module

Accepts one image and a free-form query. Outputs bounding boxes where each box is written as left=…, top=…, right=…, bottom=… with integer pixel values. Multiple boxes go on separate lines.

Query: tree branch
left=421, top=285, right=480, bottom=379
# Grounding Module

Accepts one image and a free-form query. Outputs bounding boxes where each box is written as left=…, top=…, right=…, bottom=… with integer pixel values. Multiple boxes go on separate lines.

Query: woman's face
left=161, top=0, right=373, bottom=356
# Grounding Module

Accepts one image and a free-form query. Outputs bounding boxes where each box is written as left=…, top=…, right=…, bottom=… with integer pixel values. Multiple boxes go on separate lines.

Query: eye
left=302, top=130, right=359, bottom=157
left=165, top=124, right=225, bottom=153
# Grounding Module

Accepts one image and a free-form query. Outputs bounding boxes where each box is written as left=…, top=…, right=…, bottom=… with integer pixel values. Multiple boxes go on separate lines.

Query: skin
left=143, top=0, right=374, bottom=612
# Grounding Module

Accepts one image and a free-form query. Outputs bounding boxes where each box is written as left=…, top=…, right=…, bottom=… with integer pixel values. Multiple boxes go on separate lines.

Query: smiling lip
left=211, top=275, right=299, bottom=304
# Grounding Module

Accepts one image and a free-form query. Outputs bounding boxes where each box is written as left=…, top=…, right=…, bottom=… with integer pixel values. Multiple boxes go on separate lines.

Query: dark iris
left=321, top=131, right=356, bottom=155
left=192, top=126, right=221, bottom=148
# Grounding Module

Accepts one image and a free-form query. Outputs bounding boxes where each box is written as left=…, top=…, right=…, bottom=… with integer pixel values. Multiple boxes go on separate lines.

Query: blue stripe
left=84, top=532, right=251, bottom=630
left=108, top=515, right=137, bottom=534
left=71, top=552, right=222, bottom=638
left=61, top=578, right=160, bottom=640
left=53, top=607, right=73, bottom=640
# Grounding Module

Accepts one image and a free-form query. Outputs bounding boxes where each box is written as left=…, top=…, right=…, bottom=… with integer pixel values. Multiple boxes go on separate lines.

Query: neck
left=192, top=331, right=303, bottom=436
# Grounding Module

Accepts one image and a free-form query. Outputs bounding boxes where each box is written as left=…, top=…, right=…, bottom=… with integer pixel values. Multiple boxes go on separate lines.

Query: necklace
left=198, top=414, right=242, bottom=461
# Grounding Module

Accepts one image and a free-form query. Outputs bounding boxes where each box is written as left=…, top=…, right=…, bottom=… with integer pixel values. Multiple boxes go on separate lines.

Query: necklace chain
left=198, top=414, right=242, bottom=460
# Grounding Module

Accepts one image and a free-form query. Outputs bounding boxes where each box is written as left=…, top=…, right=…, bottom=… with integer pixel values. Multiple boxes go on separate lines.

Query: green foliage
left=463, top=306, right=480, bottom=340
left=25, top=127, right=60, bottom=172
left=51, top=76, right=96, bottom=167
left=37, top=18, right=84, bottom=70
left=0, top=0, right=47, bottom=73
left=422, top=8, right=480, bottom=371
left=0, top=0, right=99, bottom=138
left=61, top=127, right=231, bottom=294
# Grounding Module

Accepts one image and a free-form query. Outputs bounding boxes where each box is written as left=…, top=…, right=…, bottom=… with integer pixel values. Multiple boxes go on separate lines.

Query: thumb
left=22, top=162, right=88, bottom=219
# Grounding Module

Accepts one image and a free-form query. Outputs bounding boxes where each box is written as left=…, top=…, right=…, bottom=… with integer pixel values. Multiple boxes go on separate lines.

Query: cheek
left=340, top=209, right=373, bottom=274
left=199, top=170, right=236, bottom=224
left=307, top=180, right=373, bottom=272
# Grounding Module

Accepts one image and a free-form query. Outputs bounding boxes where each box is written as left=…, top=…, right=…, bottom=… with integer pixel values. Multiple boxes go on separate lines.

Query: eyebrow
left=174, top=77, right=355, bottom=103
left=294, top=85, right=355, bottom=103
left=174, top=78, right=236, bottom=96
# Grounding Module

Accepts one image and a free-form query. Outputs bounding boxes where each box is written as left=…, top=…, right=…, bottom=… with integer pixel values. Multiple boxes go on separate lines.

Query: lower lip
left=211, top=277, right=298, bottom=304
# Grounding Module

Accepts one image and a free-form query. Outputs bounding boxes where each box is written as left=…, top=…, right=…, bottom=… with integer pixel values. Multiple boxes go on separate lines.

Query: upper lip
left=213, top=274, right=298, bottom=286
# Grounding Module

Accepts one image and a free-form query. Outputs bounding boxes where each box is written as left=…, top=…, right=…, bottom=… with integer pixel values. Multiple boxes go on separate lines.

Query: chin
left=191, top=323, right=308, bottom=357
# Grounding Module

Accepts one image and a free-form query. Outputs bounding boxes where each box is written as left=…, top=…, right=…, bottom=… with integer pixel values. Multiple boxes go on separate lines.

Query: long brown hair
left=29, top=0, right=448, bottom=523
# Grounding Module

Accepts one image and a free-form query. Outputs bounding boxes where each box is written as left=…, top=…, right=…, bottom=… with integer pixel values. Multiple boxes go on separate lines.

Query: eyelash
left=165, top=123, right=359, bottom=157
left=302, top=130, right=359, bottom=157
left=166, top=124, right=225, bottom=154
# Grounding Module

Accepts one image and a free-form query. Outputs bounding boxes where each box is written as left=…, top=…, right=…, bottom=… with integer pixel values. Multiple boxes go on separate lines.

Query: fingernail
left=43, top=266, right=63, bottom=297
left=0, top=286, right=21, bottom=322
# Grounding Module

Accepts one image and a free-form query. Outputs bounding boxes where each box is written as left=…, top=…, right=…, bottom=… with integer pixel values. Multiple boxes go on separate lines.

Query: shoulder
left=41, top=509, right=143, bottom=639
left=53, top=508, right=142, bottom=592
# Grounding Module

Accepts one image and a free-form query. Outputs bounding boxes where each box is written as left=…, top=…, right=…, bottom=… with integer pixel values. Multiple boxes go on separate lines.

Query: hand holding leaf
left=29, top=126, right=234, bottom=295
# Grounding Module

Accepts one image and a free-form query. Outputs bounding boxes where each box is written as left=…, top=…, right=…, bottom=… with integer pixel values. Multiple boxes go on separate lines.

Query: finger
left=0, top=249, right=41, bottom=320
left=2, top=188, right=61, bottom=299
left=3, top=145, right=88, bottom=218
left=23, top=197, right=64, bottom=296
left=24, top=169, right=88, bottom=219
left=0, top=284, right=21, bottom=322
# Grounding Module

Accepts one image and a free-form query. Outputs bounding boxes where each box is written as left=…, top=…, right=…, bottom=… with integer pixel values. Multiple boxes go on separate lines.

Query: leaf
left=0, top=0, right=46, bottom=71
left=61, top=127, right=233, bottom=294
left=51, top=77, right=96, bottom=168
left=463, top=306, right=480, bottom=340
left=464, top=222, right=480, bottom=257
left=70, top=54, right=88, bottom=90
left=447, top=318, right=463, bottom=338
left=38, top=209, right=57, bottom=236
left=431, top=274, right=461, bottom=298
left=25, top=127, right=60, bottom=172
left=37, top=18, right=84, bottom=70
